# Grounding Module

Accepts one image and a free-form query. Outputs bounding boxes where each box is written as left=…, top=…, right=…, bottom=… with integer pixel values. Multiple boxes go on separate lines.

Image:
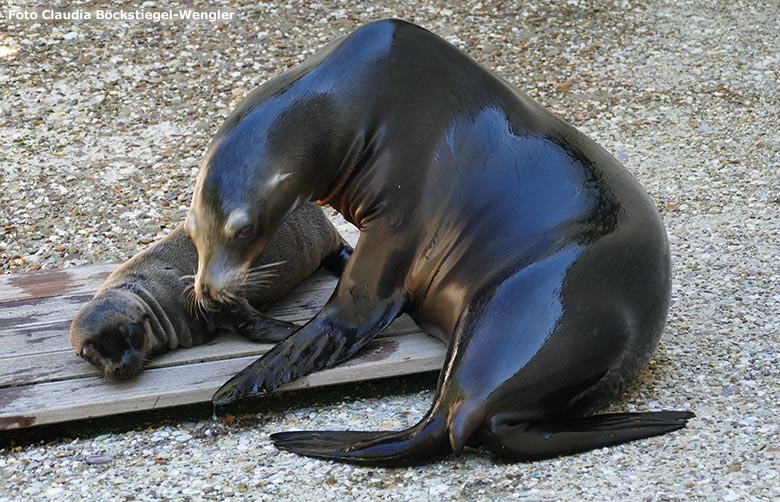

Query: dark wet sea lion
left=70, top=202, right=350, bottom=380
left=191, top=19, right=693, bottom=465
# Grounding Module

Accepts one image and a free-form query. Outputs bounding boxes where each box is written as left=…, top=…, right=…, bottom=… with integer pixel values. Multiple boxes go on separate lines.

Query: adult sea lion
left=70, top=200, right=350, bottom=380
left=189, top=19, right=693, bottom=465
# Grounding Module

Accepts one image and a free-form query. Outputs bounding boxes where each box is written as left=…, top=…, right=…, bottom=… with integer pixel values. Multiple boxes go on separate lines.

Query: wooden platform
left=0, top=242, right=446, bottom=430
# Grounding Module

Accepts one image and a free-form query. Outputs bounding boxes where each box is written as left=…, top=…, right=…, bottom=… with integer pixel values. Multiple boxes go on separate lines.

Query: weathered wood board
left=0, top=232, right=446, bottom=430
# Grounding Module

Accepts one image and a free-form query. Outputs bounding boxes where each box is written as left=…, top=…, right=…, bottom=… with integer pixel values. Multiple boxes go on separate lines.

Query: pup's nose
left=112, top=360, right=132, bottom=380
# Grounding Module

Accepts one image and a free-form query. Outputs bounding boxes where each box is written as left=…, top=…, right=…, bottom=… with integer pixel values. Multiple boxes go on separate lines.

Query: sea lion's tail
left=271, top=413, right=451, bottom=466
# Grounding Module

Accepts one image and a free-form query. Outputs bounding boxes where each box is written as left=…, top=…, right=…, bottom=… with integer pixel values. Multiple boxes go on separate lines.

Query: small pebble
left=84, top=454, right=113, bottom=465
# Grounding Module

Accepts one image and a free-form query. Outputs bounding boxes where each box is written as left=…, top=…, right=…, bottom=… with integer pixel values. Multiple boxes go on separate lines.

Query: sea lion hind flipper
left=213, top=301, right=300, bottom=343
left=320, top=242, right=353, bottom=277
left=270, top=414, right=452, bottom=466
left=230, top=313, right=299, bottom=343
left=479, top=411, right=695, bottom=461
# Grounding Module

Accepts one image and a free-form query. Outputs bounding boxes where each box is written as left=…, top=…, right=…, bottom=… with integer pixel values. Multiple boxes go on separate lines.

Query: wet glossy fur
left=198, top=20, right=693, bottom=465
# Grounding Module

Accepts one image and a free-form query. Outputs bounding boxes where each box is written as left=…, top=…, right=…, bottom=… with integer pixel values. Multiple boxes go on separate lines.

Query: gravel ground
left=1, top=0, right=779, bottom=500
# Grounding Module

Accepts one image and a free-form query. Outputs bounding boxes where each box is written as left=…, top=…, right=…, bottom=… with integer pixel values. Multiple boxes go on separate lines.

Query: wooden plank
left=0, top=294, right=92, bottom=335
left=0, top=322, right=74, bottom=360
left=0, top=332, right=445, bottom=430
left=0, top=316, right=421, bottom=388
left=0, top=292, right=345, bottom=361
left=0, top=269, right=343, bottom=333
left=0, top=227, right=446, bottom=432
left=0, top=269, right=341, bottom=358
left=0, top=226, right=360, bottom=304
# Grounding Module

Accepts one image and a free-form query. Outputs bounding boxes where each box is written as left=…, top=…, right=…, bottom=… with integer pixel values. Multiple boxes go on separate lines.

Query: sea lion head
left=186, top=92, right=340, bottom=303
left=69, top=289, right=152, bottom=380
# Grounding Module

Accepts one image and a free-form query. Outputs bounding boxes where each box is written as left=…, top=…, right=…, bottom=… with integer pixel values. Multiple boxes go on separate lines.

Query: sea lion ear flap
left=124, top=322, right=146, bottom=350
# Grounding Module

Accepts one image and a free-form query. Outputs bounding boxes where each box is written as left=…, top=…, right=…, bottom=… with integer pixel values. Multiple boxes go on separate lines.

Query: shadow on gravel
left=0, top=371, right=439, bottom=450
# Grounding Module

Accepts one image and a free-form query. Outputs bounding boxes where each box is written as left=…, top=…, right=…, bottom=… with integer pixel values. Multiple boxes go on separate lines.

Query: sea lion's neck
left=314, top=129, right=367, bottom=218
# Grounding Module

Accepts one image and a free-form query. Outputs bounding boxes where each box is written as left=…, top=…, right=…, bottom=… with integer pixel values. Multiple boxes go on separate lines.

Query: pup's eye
left=236, top=224, right=254, bottom=239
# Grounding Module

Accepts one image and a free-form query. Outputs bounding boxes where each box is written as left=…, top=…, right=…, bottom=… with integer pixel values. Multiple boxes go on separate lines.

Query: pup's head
left=69, top=289, right=151, bottom=380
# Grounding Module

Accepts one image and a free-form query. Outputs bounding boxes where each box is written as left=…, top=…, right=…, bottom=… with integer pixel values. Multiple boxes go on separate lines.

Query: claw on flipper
left=212, top=367, right=268, bottom=406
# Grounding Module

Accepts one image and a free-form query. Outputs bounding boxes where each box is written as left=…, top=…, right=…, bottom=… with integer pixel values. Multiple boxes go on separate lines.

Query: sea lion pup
left=70, top=201, right=350, bottom=380
left=192, top=19, right=693, bottom=465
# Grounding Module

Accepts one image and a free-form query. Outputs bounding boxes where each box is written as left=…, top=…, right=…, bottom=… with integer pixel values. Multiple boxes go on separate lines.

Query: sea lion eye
left=236, top=224, right=254, bottom=239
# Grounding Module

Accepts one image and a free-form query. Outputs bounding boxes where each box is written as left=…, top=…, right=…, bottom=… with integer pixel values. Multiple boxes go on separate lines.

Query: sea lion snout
left=195, top=280, right=214, bottom=300
left=193, top=252, right=251, bottom=304
left=76, top=339, right=143, bottom=380
left=105, top=351, right=142, bottom=380
left=194, top=264, right=234, bottom=302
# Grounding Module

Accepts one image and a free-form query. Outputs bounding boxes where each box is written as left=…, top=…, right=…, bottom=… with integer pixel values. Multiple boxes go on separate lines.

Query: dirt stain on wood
left=0, top=415, right=35, bottom=430
left=7, top=269, right=79, bottom=298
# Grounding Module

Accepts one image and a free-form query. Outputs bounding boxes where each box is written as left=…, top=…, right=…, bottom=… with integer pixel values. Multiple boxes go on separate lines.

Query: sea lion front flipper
left=211, top=298, right=402, bottom=406
left=478, top=411, right=695, bottom=461
left=212, top=235, right=406, bottom=407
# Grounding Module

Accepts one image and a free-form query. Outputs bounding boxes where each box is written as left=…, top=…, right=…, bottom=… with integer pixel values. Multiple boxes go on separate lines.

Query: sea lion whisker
left=247, top=261, right=286, bottom=273
left=241, top=277, right=276, bottom=286
left=244, top=274, right=276, bottom=283
left=222, top=291, right=245, bottom=307
left=189, top=295, right=197, bottom=317
left=183, top=285, right=199, bottom=316
left=203, top=298, right=219, bottom=313
left=239, top=281, right=275, bottom=292
left=246, top=268, right=279, bottom=276
left=245, top=271, right=280, bottom=280
left=242, top=271, right=279, bottom=282
left=179, top=274, right=196, bottom=282
left=248, top=283, right=274, bottom=290
left=189, top=295, right=200, bottom=317
left=193, top=296, right=209, bottom=318
left=241, top=280, right=275, bottom=289
left=246, top=273, right=276, bottom=281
